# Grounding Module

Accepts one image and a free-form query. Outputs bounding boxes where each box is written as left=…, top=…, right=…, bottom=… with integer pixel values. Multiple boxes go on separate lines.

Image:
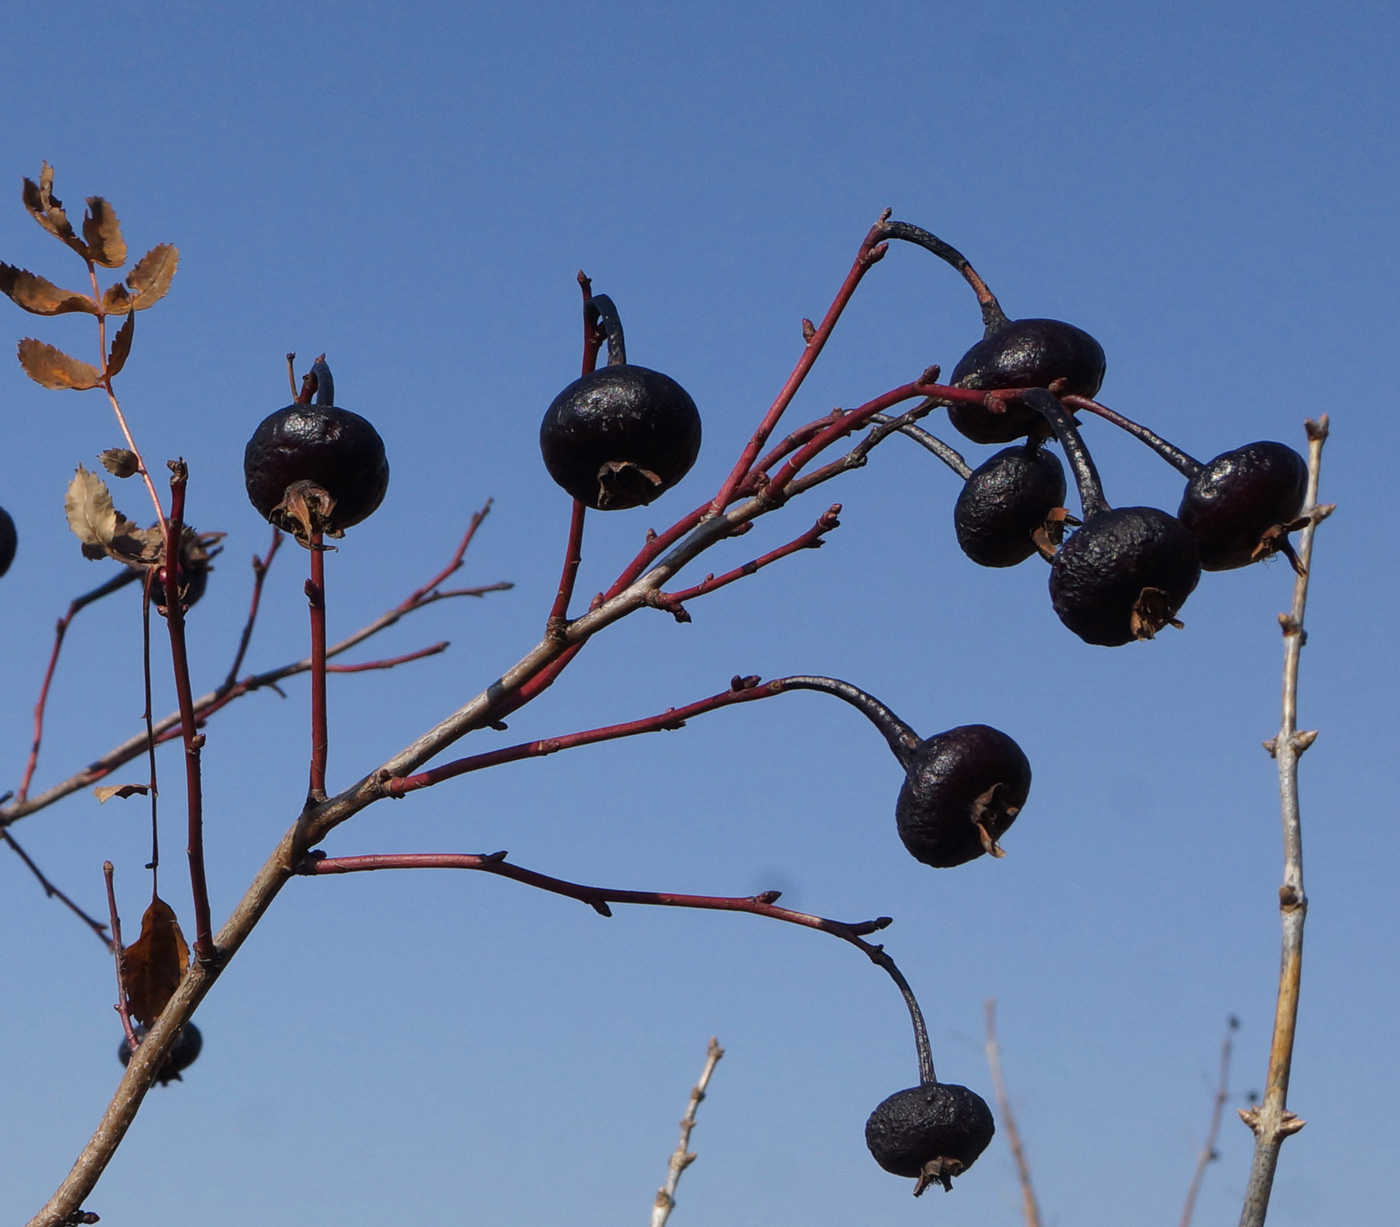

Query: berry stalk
left=307, top=533, right=329, bottom=803
left=877, top=219, right=1010, bottom=336
left=1019, top=388, right=1109, bottom=518
left=1061, top=395, right=1202, bottom=478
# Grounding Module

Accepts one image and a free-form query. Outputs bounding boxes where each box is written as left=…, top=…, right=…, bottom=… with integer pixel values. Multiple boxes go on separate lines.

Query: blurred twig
left=984, top=1001, right=1040, bottom=1227
left=1180, top=1016, right=1239, bottom=1227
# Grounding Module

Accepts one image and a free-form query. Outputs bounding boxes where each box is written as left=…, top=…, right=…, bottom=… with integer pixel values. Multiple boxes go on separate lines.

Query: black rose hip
left=866, top=1082, right=996, bottom=1194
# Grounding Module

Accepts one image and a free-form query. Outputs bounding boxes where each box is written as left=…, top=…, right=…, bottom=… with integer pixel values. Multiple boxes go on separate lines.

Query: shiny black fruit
left=1178, top=441, right=1307, bottom=571
left=954, top=443, right=1067, bottom=567
left=897, top=725, right=1032, bottom=867
left=540, top=365, right=701, bottom=510
left=0, top=505, right=15, bottom=577
left=866, top=1083, right=995, bottom=1194
left=244, top=359, right=388, bottom=542
left=948, top=319, right=1106, bottom=444
left=1050, top=507, right=1201, bottom=646
left=118, top=1022, right=203, bottom=1086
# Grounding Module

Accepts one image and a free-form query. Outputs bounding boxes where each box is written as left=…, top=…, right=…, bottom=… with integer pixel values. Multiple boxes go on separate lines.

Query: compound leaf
left=0, top=264, right=96, bottom=316
left=18, top=338, right=101, bottom=390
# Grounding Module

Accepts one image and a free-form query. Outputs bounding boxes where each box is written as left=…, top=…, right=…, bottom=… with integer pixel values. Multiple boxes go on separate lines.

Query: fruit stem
left=578, top=272, right=606, bottom=375
left=586, top=294, right=628, bottom=367
left=546, top=499, right=588, bottom=635
left=877, top=220, right=1010, bottom=336
left=1020, top=389, right=1109, bottom=518
left=307, top=533, right=329, bottom=803
left=773, top=676, right=922, bottom=769
left=311, top=355, right=334, bottom=407
left=1061, top=395, right=1202, bottom=478
left=868, top=413, right=972, bottom=479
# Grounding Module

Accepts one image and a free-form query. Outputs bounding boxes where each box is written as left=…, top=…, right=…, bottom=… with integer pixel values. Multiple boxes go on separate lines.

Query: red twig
left=104, top=862, right=139, bottom=1052
left=397, top=500, right=496, bottom=611
left=161, top=462, right=213, bottom=961
left=221, top=528, right=283, bottom=691
left=0, top=830, right=111, bottom=947
left=578, top=270, right=605, bottom=376
left=307, top=534, right=329, bottom=803
left=140, top=574, right=160, bottom=890
left=547, top=499, right=587, bottom=635
left=387, top=675, right=780, bottom=796
left=326, top=643, right=449, bottom=673
left=708, top=218, right=890, bottom=516
left=300, top=850, right=891, bottom=942
left=649, top=506, right=842, bottom=621
left=17, top=570, right=140, bottom=801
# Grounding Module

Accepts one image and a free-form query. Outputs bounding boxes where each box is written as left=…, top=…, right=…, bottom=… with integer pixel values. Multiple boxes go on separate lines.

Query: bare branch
left=1237, top=416, right=1331, bottom=1227
left=1181, top=1016, right=1239, bottom=1227
left=984, top=1000, right=1041, bottom=1227
left=651, top=1038, right=724, bottom=1227
left=0, top=829, right=111, bottom=946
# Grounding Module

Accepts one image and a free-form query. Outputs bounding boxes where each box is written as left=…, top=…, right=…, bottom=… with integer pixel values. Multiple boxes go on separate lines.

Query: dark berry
left=1177, top=441, right=1308, bottom=571
left=896, top=725, right=1031, bottom=867
left=0, top=505, right=15, bottom=577
left=244, top=359, right=388, bottom=544
left=540, top=365, right=701, bottom=510
left=866, top=1083, right=995, bottom=1194
left=948, top=319, right=1106, bottom=444
left=954, top=443, right=1067, bottom=567
left=1050, top=507, right=1201, bottom=646
left=118, top=1022, right=203, bottom=1085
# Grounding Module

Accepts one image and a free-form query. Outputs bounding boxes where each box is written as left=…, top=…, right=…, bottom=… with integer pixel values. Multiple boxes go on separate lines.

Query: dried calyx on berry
left=776, top=676, right=1030, bottom=867
left=1066, top=400, right=1310, bottom=572
left=540, top=293, right=701, bottom=510
left=1023, top=389, right=1201, bottom=646
left=243, top=357, right=389, bottom=547
left=118, top=1022, right=203, bottom=1086
left=0, top=505, right=16, bottom=578
left=878, top=221, right=1105, bottom=444
left=144, top=529, right=220, bottom=611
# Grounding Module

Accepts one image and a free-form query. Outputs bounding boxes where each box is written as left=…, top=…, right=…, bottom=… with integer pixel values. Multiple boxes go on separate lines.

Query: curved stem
left=872, top=945, right=934, bottom=1085
left=878, top=219, right=1010, bottom=335
left=1062, top=395, right=1202, bottom=478
left=867, top=412, right=971, bottom=478
left=587, top=294, right=627, bottom=367
left=1019, top=389, right=1109, bottom=518
left=310, top=356, right=334, bottom=406
left=773, top=675, right=921, bottom=768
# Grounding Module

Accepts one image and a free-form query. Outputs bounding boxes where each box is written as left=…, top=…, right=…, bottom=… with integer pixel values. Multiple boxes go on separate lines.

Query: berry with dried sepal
left=118, top=1022, right=203, bottom=1086
left=539, top=294, right=700, bottom=510
left=244, top=357, right=388, bottom=546
left=866, top=1082, right=996, bottom=1195
left=775, top=677, right=1031, bottom=867
left=0, top=505, right=15, bottom=577
left=954, top=442, right=1068, bottom=567
left=1023, top=389, right=1201, bottom=645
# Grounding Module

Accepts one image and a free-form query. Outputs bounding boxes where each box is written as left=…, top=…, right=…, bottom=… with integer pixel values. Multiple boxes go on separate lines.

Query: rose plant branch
left=984, top=1000, right=1041, bottom=1227
left=0, top=513, right=508, bottom=828
left=102, top=863, right=139, bottom=1053
left=1180, top=1015, right=1239, bottom=1227
left=1236, top=417, right=1333, bottom=1227
left=0, top=829, right=111, bottom=946
left=306, top=534, right=329, bottom=803
left=650, top=1037, right=724, bottom=1227
left=546, top=498, right=587, bottom=635
left=220, top=527, right=282, bottom=692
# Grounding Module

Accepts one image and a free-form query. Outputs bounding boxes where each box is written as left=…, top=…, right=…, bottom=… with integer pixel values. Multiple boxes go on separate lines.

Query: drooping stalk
left=774, top=675, right=922, bottom=768
left=878, top=219, right=1010, bottom=336
left=1019, top=388, right=1109, bottom=518
left=586, top=294, right=627, bottom=366
left=1062, top=395, right=1202, bottom=478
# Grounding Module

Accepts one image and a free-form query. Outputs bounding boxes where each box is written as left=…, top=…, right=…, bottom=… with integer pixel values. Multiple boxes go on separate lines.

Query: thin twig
left=16, top=569, right=140, bottom=801
left=547, top=499, right=587, bottom=635
left=651, top=1038, right=724, bottom=1227
left=140, top=574, right=159, bottom=889
left=326, top=643, right=449, bottom=673
left=221, top=528, right=283, bottom=691
left=1181, top=1016, right=1239, bottom=1227
left=984, top=1001, right=1041, bottom=1227
left=104, top=863, right=139, bottom=1052
left=1237, top=416, right=1332, bottom=1227
left=0, top=830, right=111, bottom=946
left=307, top=533, right=329, bottom=803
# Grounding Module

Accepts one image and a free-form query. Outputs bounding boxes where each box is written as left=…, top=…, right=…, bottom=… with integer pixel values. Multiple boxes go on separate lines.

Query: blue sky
left=1, top=3, right=1395, bottom=1224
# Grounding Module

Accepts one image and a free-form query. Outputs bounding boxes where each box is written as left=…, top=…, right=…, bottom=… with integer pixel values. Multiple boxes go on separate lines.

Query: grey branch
left=651, top=1038, right=724, bottom=1227
left=984, top=1001, right=1041, bottom=1227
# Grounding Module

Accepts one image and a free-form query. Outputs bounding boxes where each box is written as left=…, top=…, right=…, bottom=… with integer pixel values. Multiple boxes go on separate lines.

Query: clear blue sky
left=1, top=3, right=1394, bottom=1224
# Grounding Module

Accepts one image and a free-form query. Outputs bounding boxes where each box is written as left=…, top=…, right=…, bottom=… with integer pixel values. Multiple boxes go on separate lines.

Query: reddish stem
left=1, top=830, right=111, bottom=946
left=221, top=528, right=283, bottom=692
left=140, top=574, right=159, bottom=889
left=1061, top=394, right=1203, bottom=478
left=388, top=675, right=781, bottom=796
left=578, top=271, right=605, bottom=376
left=708, top=220, right=890, bottom=516
left=547, top=499, right=587, bottom=635
left=17, top=569, right=140, bottom=801
left=104, top=862, right=139, bottom=1052
left=326, top=643, right=449, bottom=673
left=161, top=464, right=213, bottom=961
left=307, top=534, right=328, bottom=803
left=651, top=505, right=842, bottom=620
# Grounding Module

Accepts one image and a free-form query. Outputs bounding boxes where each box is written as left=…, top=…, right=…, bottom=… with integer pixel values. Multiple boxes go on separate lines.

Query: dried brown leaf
left=100, top=448, right=141, bottom=478
left=127, top=244, right=178, bottom=310
left=93, top=783, right=150, bottom=803
left=122, top=896, right=189, bottom=1026
left=0, top=264, right=97, bottom=316
left=107, top=522, right=164, bottom=566
left=66, top=466, right=119, bottom=548
left=18, top=338, right=101, bottom=390
left=22, top=163, right=88, bottom=258
left=103, top=282, right=132, bottom=314
left=106, top=310, right=135, bottom=378
left=82, top=197, right=127, bottom=267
